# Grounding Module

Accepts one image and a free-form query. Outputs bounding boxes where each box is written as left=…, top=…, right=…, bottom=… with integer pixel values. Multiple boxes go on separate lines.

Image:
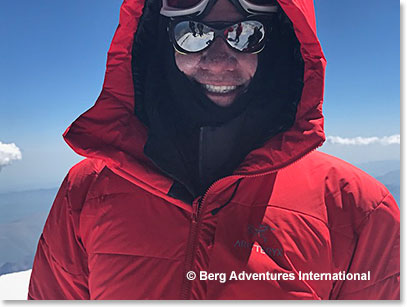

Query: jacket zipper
left=180, top=142, right=323, bottom=299
left=180, top=196, right=203, bottom=299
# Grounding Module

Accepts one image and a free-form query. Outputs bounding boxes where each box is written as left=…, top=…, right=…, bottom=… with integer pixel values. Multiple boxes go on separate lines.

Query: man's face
left=174, top=0, right=258, bottom=107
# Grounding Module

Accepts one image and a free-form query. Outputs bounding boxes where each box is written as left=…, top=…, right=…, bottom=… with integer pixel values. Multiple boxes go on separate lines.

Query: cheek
left=238, top=54, right=258, bottom=78
left=174, top=52, right=201, bottom=77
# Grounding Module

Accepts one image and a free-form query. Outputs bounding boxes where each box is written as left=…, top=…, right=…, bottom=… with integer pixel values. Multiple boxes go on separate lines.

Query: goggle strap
left=161, top=0, right=278, bottom=17
left=160, top=0, right=210, bottom=17
left=238, top=0, right=278, bottom=14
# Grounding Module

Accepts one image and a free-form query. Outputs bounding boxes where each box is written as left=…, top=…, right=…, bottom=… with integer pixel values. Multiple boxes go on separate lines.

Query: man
left=28, top=0, right=400, bottom=300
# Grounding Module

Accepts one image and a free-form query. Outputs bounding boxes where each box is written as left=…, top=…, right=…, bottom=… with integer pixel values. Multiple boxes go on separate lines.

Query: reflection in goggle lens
left=174, top=21, right=215, bottom=52
left=173, top=20, right=265, bottom=53
left=225, top=21, right=265, bottom=51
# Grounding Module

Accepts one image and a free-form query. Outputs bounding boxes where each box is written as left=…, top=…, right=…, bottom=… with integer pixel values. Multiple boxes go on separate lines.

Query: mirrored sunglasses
left=169, top=19, right=270, bottom=54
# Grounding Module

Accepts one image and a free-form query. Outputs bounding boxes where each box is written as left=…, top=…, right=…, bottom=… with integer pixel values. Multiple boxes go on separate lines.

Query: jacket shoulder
left=64, top=158, right=107, bottom=210
left=305, top=150, right=378, bottom=175
left=67, top=158, right=106, bottom=182
left=304, top=153, right=400, bottom=300
left=275, top=151, right=397, bottom=224
left=305, top=150, right=390, bottom=197
left=300, top=151, right=398, bottom=222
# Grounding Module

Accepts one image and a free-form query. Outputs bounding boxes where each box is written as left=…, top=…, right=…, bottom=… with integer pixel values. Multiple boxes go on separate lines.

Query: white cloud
left=326, top=134, right=400, bottom=146
left=0, top=142, right=22, bottom=169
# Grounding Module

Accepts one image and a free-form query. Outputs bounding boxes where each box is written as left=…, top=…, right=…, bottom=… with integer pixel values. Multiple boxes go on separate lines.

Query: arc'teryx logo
left=233, top=223, right=283, bottom=257
left=247, top=224, right=275, bottom=243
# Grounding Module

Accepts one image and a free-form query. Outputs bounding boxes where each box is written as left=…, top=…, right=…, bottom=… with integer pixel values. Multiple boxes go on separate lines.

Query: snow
left=0, top=269, right=31, bottom=300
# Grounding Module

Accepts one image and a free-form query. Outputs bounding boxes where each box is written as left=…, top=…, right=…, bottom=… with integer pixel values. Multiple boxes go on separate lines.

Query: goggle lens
left=173, top=20, right=266, bottom=53
left=225, top=21, right=265, bottom=52
left=174, top=21, right=215, bottom=52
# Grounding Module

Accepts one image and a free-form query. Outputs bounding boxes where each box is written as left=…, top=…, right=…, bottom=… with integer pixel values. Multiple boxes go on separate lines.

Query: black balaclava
left=132, top=0, right=304, bottom=203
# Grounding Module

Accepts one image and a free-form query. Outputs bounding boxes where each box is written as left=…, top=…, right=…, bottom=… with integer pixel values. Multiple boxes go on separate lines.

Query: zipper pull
left=210, top=178, right=242, bottom=216
left=192, top=196, right=203, bottom=221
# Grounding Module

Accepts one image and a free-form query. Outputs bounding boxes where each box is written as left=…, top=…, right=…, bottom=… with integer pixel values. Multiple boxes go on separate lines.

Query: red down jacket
left=28, top=0, right=400, bottom=300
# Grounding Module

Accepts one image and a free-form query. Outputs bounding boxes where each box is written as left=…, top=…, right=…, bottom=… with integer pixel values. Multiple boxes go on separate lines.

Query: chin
left=207, top=94, right=237, bottom=107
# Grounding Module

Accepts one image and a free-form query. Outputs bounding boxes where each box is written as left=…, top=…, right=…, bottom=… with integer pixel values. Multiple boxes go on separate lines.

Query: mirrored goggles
left=169, top=19, right=269, bottom=54
left=161, top=0, right=278, bottom=17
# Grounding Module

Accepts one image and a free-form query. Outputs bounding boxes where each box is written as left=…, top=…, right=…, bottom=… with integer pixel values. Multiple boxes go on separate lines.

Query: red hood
left=63, top=0, right=326, bottom=207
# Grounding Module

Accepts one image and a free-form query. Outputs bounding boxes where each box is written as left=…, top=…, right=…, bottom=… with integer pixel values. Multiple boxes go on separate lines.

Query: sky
left=0, top=0, right=400, bottom=192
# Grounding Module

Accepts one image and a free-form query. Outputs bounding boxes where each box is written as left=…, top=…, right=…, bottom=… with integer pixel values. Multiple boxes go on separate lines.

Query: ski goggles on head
left=161, top=0, right=278, bottom=17
left=168, top=18, right=269, bottom=54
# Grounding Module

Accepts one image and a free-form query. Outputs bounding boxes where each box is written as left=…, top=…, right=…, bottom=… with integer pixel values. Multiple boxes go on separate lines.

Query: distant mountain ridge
left=0, top=188, right=57, bottom=275
left=356, top=160, right=400, bottom=178
left=356, top=160, right=400, bottom=205
left=376, top=170, right=400, bottom=205
left=0, top=188, right=58, bottom=224
left=376, top=169, right=400, bottom=187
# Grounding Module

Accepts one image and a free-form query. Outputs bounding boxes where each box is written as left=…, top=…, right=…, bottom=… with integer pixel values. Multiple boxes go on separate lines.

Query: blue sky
left=0, top=0, right=400, bottom=192
left=315, top=0, right=400, bottom=137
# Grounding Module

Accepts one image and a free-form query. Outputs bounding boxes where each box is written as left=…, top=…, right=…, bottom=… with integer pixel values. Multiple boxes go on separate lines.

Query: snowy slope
left=0, top=269, right=31, bottom=300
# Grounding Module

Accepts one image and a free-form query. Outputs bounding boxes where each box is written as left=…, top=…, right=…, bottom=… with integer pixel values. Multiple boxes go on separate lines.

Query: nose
left=199, top=37, right=238, bottom=72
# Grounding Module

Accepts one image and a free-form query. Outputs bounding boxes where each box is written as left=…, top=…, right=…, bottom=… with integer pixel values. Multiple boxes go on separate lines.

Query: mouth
left=202, top=84, right=240, bottom=94
left=194, top=80, right=250, bottom=107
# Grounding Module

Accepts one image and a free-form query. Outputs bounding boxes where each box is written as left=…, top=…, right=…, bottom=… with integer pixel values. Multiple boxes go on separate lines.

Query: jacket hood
left=63, top=0, right=326, bottom=208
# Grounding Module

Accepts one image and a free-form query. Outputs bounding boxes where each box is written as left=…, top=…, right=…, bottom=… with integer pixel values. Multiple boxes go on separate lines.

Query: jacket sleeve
left=28, top=174, right=90, bottom=300
left=332, top=193, right=400, bottom=300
